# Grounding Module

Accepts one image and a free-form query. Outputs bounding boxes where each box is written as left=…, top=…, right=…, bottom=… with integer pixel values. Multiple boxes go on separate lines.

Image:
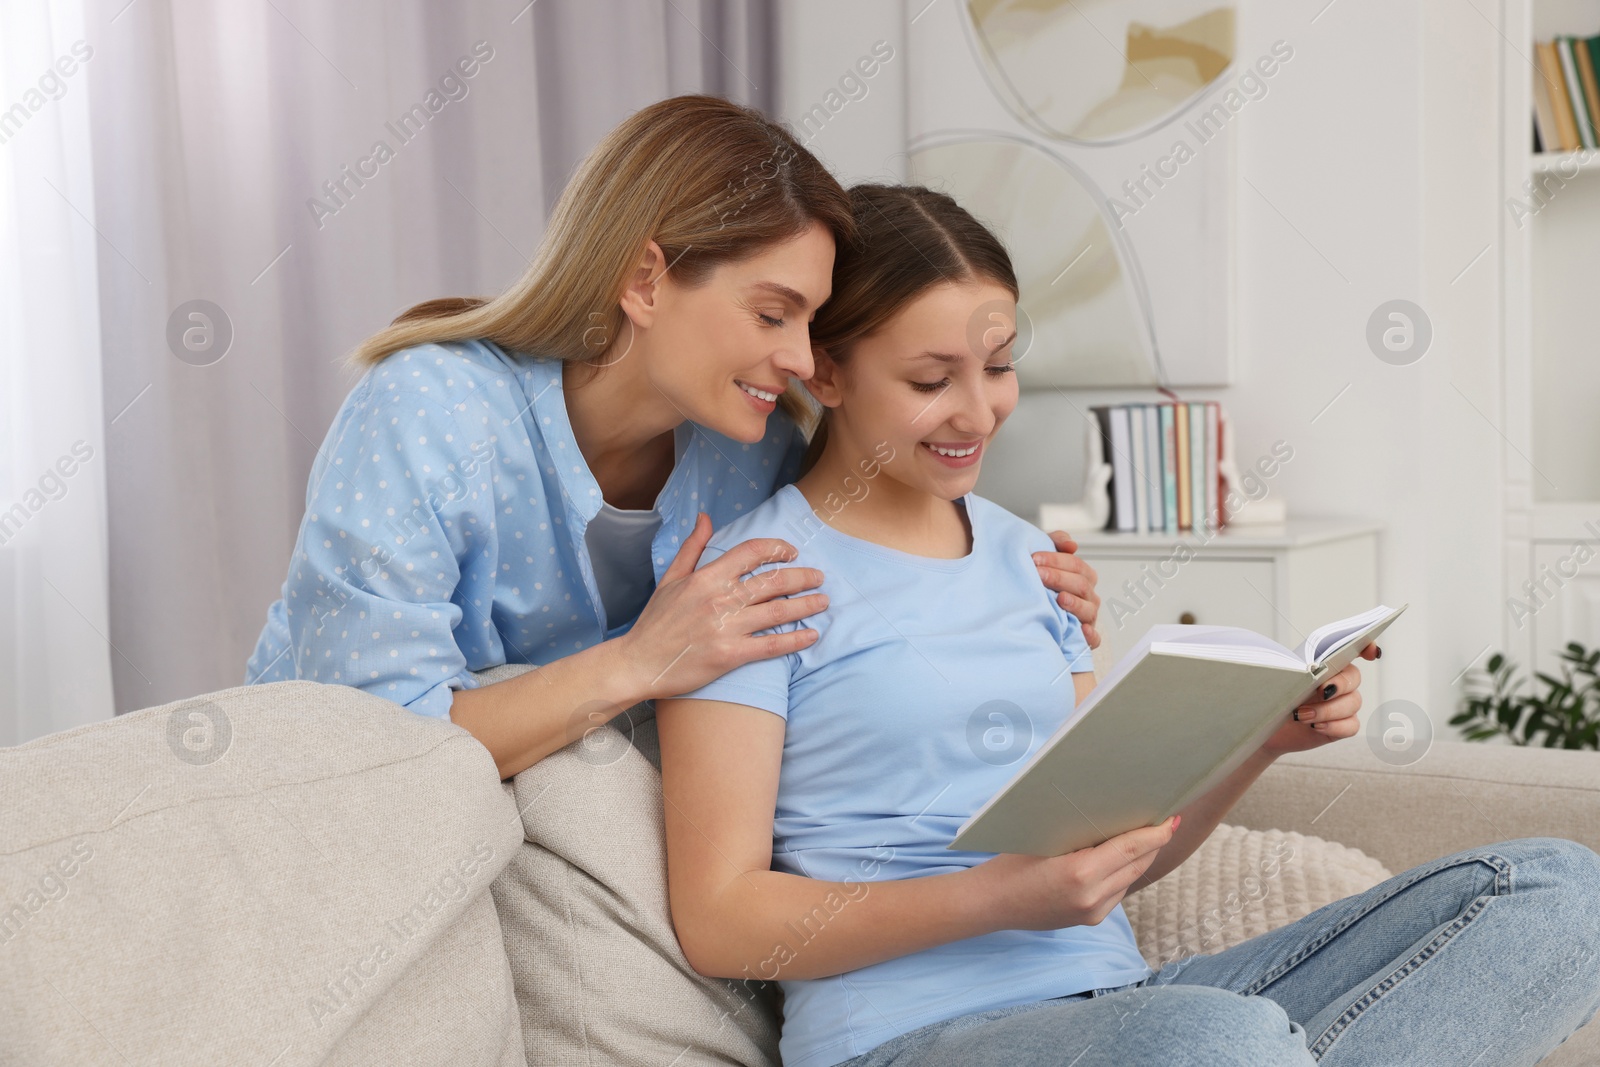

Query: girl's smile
left=919, top=439, right=984, bottom=467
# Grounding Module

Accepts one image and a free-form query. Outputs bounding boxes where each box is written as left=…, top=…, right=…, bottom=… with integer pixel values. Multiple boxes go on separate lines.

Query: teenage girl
left=656, top=184, right=1600, bottom=1067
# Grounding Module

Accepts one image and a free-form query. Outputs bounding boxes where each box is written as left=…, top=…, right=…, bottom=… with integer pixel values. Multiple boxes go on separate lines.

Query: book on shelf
left=1159, top=404, right=1177, bottom=533
left=1174, top=402, right=1191, bottom=531
left=1532, top=35, right=1600, bottom=155
left=1534, top=46, right=1560, bottom=153
left=1129, top=406, right=1149, bottom=535
left=1112, top=407, right=1134, bottom=532
left=1576, top=37, right=1600, bottom=148
left=1143, top=404, right=1165, bottom=532
left=949, top=603, right=1407, bottom=857
left=1188, top=402, right=1207, bottom=539
left=1560, top=38, right=1595, bottom=149
left=1091, top=400, right=1226, bottom=535
left=1204, top=403, right=1220, bottom=536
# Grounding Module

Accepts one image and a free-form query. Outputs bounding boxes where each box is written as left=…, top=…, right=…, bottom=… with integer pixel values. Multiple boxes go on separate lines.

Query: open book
left=948, top=603, right=1407, bottom=857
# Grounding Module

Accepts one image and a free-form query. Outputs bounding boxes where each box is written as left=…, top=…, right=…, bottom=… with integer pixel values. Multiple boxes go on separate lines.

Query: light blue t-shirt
left=245, top=339, right=804, bottom=717
left=680, top=483, right=1154, bottom=1067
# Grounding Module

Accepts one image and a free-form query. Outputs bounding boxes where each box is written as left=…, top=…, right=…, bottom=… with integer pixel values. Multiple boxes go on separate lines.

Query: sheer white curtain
left=82, top=0, right=776, bottom=717
left=0, top=0, right=115, bottom=744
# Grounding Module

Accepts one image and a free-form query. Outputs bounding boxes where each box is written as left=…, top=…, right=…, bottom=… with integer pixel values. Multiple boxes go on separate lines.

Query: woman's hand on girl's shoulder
left=618, top=512, right=828, bottom=700
left=1032, top=530, right=1102, bottom=650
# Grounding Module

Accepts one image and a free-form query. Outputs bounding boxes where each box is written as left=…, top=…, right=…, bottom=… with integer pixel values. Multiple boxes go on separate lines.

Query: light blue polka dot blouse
left=244, top=339, right=807, bottom=719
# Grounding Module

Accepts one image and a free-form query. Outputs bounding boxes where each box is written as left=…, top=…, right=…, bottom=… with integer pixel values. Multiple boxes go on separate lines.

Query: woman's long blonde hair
left=348, top=94, right=855, bottom=428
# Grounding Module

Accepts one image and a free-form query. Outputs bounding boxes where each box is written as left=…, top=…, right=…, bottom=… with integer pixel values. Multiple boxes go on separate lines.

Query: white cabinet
left=1524, top=507, right=1600, bottom=680
left=1529, top=540, right=1600, bottom=677
left=1063, top=519, right=1383, bottom=702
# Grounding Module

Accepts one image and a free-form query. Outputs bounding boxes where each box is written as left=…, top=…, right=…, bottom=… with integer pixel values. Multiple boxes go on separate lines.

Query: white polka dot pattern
left=244, top=339, right=805, bottom=719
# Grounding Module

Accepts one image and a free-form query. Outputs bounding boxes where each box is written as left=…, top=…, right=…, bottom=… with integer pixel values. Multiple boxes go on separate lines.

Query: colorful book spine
left=1173, top=403, right=1191, bottom=531
left=1144, top=404, right=1165, bottom=533
left=1204, top=401, right=1220, bottom=533
left=1576, top=37, right=1600, bottom=148
left=1539, top=40, right=1580, bottom=151
left=1129, top=405, right=1149, bottom=534
left=1110, top=406, right=1135, bottom=533
left=1559, top=37, right=1596, bottom=149
left=1188, top=402, right=1207, bottom=535
left=1586, top=37, right=1600, bottom=135
left=1533, top=59, right=1558, bottom=154
left=1160, top=404, right=1177, bottom=534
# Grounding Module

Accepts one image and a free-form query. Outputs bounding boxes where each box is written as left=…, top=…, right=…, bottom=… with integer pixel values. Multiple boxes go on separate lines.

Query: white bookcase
left=1502, top=0, right=1600, bottom=680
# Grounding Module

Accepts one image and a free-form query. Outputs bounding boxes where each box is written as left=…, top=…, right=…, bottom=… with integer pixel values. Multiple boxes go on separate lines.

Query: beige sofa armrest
left=0, top=681, right=527, bottom=1066
left=1227, top=739, right=1600, bottom=875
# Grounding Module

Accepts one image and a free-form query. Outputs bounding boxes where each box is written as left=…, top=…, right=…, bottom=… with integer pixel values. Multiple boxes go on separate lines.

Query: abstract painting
left=907, top=0, right=1237, bottom=388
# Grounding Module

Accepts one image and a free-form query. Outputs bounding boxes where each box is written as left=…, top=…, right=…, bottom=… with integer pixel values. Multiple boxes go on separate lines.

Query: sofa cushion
left=1120, top=822, right=1393, bottom=969
left=0, top=680, right=526, bottom=1066
left=475, top=663, right=782, bottom=1067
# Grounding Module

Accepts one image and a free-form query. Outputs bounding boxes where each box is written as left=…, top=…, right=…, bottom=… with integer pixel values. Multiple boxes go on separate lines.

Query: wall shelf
left=1532, top=149, right=1600, bottom=172
left=1502, top=0, right=1600, bottom=679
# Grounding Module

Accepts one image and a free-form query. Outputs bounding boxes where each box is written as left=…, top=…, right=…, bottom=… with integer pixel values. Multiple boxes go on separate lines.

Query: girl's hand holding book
left=966, top=816, right=1181, bottom=931
left=1258, top=642, right=1381, bottom=758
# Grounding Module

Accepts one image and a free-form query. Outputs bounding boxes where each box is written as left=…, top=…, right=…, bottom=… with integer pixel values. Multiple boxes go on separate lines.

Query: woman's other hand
left=1033, top=529, right=1102, bottom=650
left=1260, top=642, right=1382, bottom=757
left=620, top=512, right=826, bottom=700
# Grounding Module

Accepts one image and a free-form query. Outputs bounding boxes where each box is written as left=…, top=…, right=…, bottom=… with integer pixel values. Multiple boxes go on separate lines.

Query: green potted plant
left=1454, top=642, right=1600, bottom=750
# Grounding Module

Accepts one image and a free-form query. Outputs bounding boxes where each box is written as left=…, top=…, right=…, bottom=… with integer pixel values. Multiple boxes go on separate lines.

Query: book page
left=1293, top=604, right=1395, bottom=667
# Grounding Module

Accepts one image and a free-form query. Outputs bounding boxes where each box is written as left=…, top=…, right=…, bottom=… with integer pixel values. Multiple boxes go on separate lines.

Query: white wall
left=776, top=0, right=1508, bottom=738
left=775, top=1, right=907, bottom=185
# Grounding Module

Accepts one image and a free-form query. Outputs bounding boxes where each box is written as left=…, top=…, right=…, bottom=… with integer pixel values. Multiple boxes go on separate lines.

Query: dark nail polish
left=1292, top=709, right=1302, bottom=721
left=1322, top=683, right=1337, bottom=700
left=1375, top=646, right=1383, bottom=659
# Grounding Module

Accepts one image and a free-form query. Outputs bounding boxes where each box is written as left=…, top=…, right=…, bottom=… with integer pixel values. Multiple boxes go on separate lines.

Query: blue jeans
left=835, top=837, right=1600, bottom=1066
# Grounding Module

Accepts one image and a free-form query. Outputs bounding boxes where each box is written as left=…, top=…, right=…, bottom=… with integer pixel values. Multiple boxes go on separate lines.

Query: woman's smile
left=736, top=378, right=783, bottom=412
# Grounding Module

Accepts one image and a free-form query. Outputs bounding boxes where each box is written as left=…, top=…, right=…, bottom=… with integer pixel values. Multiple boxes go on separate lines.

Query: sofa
left=4, top=665, right=1597, bottom=1065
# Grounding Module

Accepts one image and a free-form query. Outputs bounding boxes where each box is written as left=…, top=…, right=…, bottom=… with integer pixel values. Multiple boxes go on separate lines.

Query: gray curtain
left=90, top=0, right=777, bottom=713
left=533, top=0, right=777, bottom=215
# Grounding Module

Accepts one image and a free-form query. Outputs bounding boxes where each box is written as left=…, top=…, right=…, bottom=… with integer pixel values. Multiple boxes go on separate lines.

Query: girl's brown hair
left=798, top=184, right=1019, bottom=477
left=348, top=94, right=855, bottom=429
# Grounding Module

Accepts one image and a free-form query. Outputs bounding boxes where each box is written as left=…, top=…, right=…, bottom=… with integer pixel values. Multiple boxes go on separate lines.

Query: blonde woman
left=245, top=96, right=1105, bottom=780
